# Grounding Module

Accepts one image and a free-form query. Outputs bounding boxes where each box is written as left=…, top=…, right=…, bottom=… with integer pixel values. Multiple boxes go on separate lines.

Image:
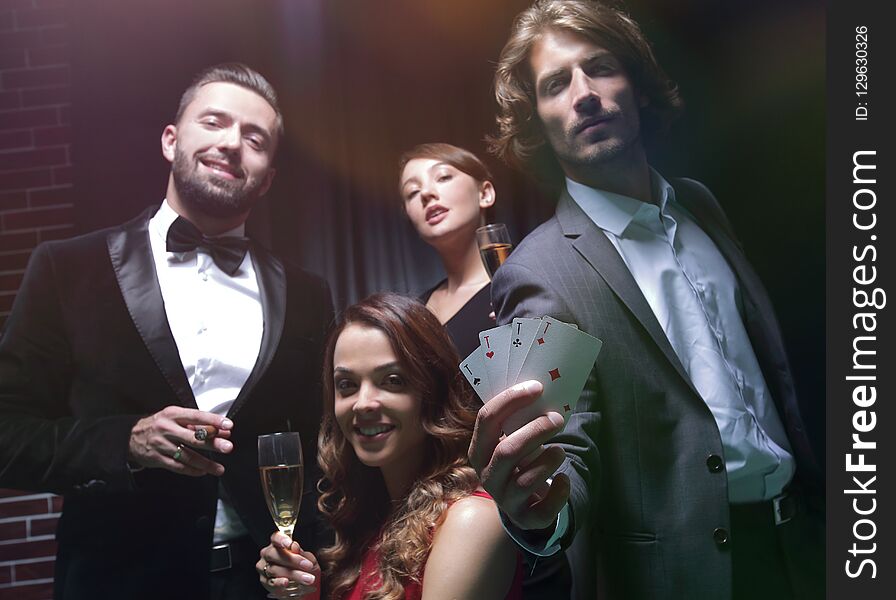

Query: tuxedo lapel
left=228, top=245, right=286, bottom=418
left=106, top=209, right=196, bottom=408
left=556, top=193, right=698, bottom=395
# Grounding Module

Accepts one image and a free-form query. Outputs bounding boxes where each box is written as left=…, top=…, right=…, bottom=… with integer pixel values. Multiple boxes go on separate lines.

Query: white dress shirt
left=148, top=200, right=264, bottom=541
left=566, top=172, right=795, bottom=503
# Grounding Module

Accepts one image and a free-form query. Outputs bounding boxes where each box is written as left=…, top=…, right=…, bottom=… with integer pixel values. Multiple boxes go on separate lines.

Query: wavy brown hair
left=487, top=0, right=683, bottom=189
left=317, top=293, right=479, bottom=600
left=398, top=142, right=496, bottom=225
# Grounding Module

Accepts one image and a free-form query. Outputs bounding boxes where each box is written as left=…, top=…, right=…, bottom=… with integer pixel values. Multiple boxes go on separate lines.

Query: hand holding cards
left=459, top=316, right=602, bottom=433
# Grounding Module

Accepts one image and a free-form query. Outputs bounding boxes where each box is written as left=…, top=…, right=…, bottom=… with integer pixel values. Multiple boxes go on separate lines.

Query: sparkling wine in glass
left=476, top=223, right=513, bottom=278
left=258, top=432, right=304, bottom=539
left=259, top=432, right=305, bottom=596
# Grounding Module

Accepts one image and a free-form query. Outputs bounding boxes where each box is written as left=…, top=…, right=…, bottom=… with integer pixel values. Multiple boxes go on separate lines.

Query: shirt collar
left=565, top=168, right=676, bottom=236
left=149, top=199, right=247, bottom=246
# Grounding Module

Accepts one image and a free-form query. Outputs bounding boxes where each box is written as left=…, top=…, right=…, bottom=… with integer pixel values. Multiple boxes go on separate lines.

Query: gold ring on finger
left=172, top=444, right=185, bottom=462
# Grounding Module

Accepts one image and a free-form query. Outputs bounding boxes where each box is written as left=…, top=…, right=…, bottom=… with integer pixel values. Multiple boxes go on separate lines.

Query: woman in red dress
left=256, top=293, right=522, bottom=599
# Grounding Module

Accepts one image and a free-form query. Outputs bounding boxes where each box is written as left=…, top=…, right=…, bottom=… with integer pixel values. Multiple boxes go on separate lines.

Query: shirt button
left=200, top=273, right=209, bottom=282
left=713, top=528, right=729, bottom=546
left=706, top=454, right=724, bottom=473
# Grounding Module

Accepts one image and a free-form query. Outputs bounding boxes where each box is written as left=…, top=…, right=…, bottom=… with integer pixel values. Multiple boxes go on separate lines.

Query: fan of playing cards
left=459, top=316, right=603, bottom=434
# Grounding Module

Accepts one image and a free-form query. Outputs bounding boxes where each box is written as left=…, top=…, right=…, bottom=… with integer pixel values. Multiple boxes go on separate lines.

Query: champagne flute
left=258, top=432, right=304, bottom=595
left=476, top=223, right=513, bottom=279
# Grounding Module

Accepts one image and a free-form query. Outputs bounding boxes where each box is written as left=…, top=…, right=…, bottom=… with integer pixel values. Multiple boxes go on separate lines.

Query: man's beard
left=171, top=149, right=262, bottom=219
left=560, top=136, right=630, bottom=168
left=552, top=107, right=643, bottom=174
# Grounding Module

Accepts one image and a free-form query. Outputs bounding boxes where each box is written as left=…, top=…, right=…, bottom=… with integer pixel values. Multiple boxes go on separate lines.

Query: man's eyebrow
left=197, top=108, right=230, bottom=120
left=241, top=123, right=272, bottom=140
left=197, top=108, right=273, bottom=139
left=583, top=50, right=616, bottom=65
left=536, top=67, right=567, bottom=88
left=536, top=50, right=618, bottom=89
left=586, top=49, right=613, bottom=59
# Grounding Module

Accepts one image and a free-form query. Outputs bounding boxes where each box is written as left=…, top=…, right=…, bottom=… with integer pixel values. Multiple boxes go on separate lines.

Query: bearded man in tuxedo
left=0, top=63, right=333, bottom=600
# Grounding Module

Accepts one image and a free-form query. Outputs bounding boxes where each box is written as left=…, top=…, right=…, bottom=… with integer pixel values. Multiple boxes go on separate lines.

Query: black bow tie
left=165, top=216, right=250, bottom=276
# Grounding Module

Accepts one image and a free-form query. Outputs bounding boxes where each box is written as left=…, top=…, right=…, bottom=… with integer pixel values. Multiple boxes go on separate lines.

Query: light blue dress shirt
left=566, top=172, right=795, bottom=502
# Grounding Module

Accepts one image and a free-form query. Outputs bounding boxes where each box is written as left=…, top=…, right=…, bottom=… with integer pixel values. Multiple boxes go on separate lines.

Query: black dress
left=420, top=280, right=494, bottom=359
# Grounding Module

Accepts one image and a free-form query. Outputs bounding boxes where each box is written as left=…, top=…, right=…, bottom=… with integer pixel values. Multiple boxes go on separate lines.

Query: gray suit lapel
left=674, top=182, right=792, bottom=381
left=106, top=209, right=196, bottom=408
left=556, top=192, right=697, bottom=394
left=675, top=180, right=820, bottom=480
left=228, top=245, right=286, bottom=419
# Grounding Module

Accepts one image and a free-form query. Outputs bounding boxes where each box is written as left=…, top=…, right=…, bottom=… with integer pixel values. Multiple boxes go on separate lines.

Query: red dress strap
left=469, top=489, right=494, bottom=500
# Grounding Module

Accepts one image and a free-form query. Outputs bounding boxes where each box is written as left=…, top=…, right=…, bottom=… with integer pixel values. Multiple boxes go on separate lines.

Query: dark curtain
left=69, top=0, right=824, bottom=460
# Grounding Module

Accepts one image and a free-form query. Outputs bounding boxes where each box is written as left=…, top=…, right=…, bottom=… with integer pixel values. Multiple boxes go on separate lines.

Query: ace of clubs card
left=504, top=316, right=602, bottom=433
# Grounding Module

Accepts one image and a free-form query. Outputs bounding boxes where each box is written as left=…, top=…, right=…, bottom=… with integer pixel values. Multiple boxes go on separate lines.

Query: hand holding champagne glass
left=476, top=223, right=513, bottom=279
left=259, top=432, right=305, bottom=596
left=259, top=432, right=304, bottom=538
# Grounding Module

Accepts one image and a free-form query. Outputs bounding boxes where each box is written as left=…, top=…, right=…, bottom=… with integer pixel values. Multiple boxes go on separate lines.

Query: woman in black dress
left=398, top=143, right=497, bottom=357
left=398, top=145, right=573, bottom=598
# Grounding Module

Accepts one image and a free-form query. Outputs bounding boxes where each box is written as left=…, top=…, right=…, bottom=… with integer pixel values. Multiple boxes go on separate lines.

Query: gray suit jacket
left=491, top=179, right=820, bottom=600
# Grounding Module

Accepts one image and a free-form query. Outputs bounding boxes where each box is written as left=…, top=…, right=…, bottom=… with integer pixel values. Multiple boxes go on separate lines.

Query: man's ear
left=259, top=168, right=276, bottom=197
left=479, top=180, right=496, bottom=209
left=161, top=125, right=177, bottom=163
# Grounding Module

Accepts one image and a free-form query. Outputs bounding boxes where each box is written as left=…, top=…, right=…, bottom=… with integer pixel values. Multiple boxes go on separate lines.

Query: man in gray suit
left=468, top=2, right=823, bottom=598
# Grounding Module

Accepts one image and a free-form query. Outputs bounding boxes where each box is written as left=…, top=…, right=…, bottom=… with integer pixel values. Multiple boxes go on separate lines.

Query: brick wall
left=1, top=0, right=73, bottom=598
left=0, top=493, right=60, bottom=599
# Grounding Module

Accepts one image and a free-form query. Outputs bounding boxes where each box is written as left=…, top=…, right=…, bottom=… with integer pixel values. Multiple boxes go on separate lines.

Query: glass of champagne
left=476, top=223, right=513, bottom=279
left=258, top=432, right=304, bottom=594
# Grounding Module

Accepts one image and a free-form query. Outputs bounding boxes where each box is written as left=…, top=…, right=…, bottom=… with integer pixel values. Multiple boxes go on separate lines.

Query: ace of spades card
left=459, top=345, right=492, bottom=402
left=502, top=316, right=602, bottom=433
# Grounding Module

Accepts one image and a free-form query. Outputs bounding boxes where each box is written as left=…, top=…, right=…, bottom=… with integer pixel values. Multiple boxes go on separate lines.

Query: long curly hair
left=487, top=0, right=683, bottom=190
left=317, top=293, right=480, bottom=600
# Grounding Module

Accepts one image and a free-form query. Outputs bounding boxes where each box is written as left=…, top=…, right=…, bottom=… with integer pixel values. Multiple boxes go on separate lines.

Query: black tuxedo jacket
left=491, top=179, right=822, bottom=600
left=0, top=209, right=334, bottom=599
